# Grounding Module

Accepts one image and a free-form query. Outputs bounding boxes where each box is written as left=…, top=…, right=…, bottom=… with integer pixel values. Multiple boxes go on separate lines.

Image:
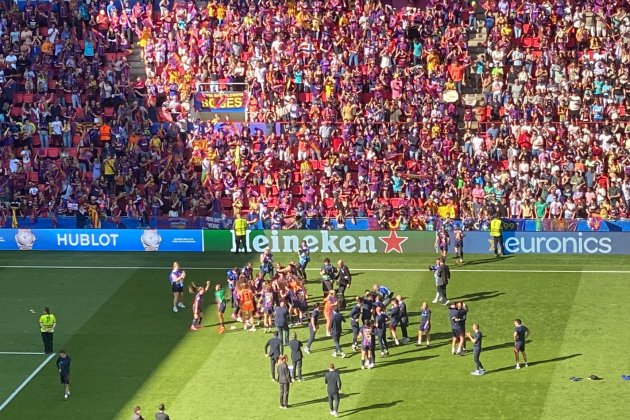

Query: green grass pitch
left=0, top=251, right=629, bottom=419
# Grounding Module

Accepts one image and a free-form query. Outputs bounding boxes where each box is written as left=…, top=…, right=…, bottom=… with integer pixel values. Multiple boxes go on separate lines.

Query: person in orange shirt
left=323, top=290, right=337, bottom=337
left=238, top=283, right=256, bottom=331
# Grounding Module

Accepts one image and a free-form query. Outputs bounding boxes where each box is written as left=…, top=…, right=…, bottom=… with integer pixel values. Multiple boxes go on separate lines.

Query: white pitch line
left=0, top=352, right=45, bottom=355
left=0, top=265, right=628, bottom=274
left=0, top=353, right=55, bottom=412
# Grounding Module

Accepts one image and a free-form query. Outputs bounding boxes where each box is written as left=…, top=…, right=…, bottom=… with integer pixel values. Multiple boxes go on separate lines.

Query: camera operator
left=320, top=258, right=337, bottom=297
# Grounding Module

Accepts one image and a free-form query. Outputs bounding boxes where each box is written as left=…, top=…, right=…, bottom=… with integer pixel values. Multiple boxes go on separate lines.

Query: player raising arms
left=169, top=262, right=186, bottom=313
left=358, top=320, right=376, bottom=369
left=189, top=280, right=211, bottom=331
left=215, top=284, right=227, bottom=333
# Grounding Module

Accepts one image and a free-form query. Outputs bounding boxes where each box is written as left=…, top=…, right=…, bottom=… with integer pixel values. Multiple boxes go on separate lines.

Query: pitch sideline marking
left=0, top=353, right=55, bottom=412
left=0, top=352, right=46, bottom=355
left=0, top=265, right=628, bottom=274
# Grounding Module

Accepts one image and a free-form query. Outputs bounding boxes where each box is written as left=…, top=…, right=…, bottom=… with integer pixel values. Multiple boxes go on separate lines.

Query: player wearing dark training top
left=467, top=323, right=485, bottom=375
left=514, top=319, right=530, bottom=369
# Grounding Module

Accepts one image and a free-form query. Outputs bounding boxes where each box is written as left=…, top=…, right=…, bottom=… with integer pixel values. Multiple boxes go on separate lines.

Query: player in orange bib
left=238, top=283, right=256, bottom=332
left=323, top=290, right=337, bottom=337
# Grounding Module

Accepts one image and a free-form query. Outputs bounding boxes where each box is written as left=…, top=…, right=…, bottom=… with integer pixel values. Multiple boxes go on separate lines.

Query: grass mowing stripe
left=1, top=265, right=630, bottom=274
left=0, top=353, right=55, bottom=412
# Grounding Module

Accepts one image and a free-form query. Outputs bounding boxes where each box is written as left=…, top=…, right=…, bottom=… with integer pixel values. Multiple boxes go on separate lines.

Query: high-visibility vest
left=490, top=219, right=502, bottom=237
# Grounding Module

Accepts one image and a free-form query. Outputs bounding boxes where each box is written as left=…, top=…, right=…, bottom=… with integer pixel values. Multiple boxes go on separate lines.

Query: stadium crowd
left=0, top=0, right=629, bottom=230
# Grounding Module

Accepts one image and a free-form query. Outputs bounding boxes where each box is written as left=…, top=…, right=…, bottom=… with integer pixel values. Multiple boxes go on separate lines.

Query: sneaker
left=444, top=300, right=450, bottom=305
left=471, top=370, right=480, bottom=376
left=230, top=325, right=237, bottom=330
left=172, top=307, right=178, bottom=313
left=402, top=337, right=410, bottom=344
left=385, top=350, right=389, bottom=355
left=361, top=364, right=365, bottom=370
left=479, top=369, right=486, bottom=375
left=524, top=363, right=528, bottom=368
left=369, top=363, right=374, bottom=369
left=331, top=352, right=337, bottom=358
left=351, top=344, right=357, bottom=351
left=432, top=298, right=438, bottom=304
left=395, top=340, right=400, bottom=346
left=340, top=352, right=346, bottom=358
left=331, top=411, right=338, bottom=417
left=516, top=364, right=521, bottom=369
left=178, top=302, right=186, bottom=308
left=190, top=326, right=199, bottom=331
left=64, top=394, right=68, bottom=400
left=218, top=327, right=225, bottom=334
left=237, top=317, right=243, bottom=322
left=303, top=347, right=311, bottom=354
left=249, top=328, right=257, bottom=332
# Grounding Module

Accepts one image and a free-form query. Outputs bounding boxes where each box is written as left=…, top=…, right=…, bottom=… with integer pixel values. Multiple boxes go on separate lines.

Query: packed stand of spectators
left=469, top=0, right=630, bottom=222
left=0, top=0, right=629, bottom=231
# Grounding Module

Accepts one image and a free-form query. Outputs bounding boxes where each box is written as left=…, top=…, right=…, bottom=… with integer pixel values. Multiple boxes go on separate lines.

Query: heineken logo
left=229, top=230, right=409, bottom=254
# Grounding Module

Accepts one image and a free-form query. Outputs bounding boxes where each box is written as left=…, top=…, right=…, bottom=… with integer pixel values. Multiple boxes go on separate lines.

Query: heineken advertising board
left=203, top=230, right=437, bottom=254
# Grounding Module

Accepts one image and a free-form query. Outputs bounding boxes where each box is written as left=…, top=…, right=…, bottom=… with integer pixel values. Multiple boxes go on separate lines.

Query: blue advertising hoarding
left=459, top=231, right=628, bottom=255
left=0, top=229, right=203, bottom=252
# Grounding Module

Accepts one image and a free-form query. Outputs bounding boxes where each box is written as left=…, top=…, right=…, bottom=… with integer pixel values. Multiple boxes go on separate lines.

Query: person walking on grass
left=188, top=280, right=211, bottom=331
left=304, top=303, right=320, bottom=354
left=288, top=333, right=304, bottom=381
left=514, top=319, right=530, bottom=369
left=325, top=363, right=342, bottom=417
left=56, top=350, right=71, bottom=400
left=39, top=307, right=56, bottom=355
left=330, top=304, right=346, bottom=358
left=169, top=262, right=186, bottom=313
left=265, top=331, right=283, bottom=381
left=215, top=284, right=227, bottom=333
left=277, top=355, right=292, bottom=409
left=467, top=323, right=485, bottom=376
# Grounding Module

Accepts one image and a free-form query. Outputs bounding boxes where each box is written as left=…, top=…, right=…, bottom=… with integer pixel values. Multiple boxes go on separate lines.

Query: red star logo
left=378, top=231, right=409, bottom=254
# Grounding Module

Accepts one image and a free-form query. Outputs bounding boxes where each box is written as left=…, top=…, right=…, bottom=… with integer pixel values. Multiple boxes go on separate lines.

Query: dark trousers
left=377, top=329, right=388, bottom=351
left=437, top=285, right=448, bottom=302
left=292, top=359, right=302, bottom=380
left=41, top=332, right=54, bottom=354
left=400, top=321, right=409, bottom=339
left=493, top=235, right=504, bottom=255
left=235, top=235, right=249, bottom=253
left=337, top=284, right=347, bottom=298
left=322, top=280, right=333, bottom=295
left=474, top=348, right=484, bottom=371
left=332, top=334, right=342, bottom=353
left=328, top=392, right=340, bottom=412
left=270, top=357, right=278, bottom=380
left=279, top=383, right=289, bottom=407
left=351, top=323, right=360, bottom=345
left=277, top=325, right=290, bottom=346
left=306, top=326, right=317, bottom=349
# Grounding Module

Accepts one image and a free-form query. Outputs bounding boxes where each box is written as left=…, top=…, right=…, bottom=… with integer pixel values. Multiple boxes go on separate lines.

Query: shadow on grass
left=339, top=400, right=403, bottom=417
left=484, top=340, right=532, bottom=352
left=449, top=290, right=506, bottom=302
left=487, top=353, right=582, bottom=374
left=290, top=393, right=360, bottom=408
left=462, top=255, right=514, bottom=266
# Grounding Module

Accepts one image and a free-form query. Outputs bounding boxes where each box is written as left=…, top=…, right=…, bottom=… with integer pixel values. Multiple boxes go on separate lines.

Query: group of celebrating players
left=168, top=243, right=530, bottom=375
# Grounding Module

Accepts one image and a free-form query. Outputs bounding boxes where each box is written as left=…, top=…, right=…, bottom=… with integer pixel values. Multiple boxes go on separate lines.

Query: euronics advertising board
left=203, top=230, right=630, bottom=255
left=0, top=229, right=203, bottom=252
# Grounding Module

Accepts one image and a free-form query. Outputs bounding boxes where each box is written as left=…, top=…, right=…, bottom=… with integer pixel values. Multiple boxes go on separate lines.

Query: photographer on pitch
left=430, top=258, right=450, bottom=305
left=320, top=258, right=337, bottom=297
